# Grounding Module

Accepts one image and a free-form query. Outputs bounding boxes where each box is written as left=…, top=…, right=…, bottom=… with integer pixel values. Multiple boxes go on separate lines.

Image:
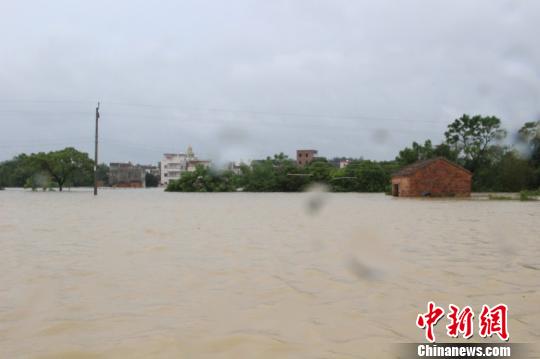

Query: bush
left=520, top=189, right=540, bottom=201
left=166, top=166, right=236, bottom=192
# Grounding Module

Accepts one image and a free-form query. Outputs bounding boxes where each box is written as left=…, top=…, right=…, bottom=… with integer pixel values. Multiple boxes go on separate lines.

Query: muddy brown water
left=1, top=189, right=539, bottom=358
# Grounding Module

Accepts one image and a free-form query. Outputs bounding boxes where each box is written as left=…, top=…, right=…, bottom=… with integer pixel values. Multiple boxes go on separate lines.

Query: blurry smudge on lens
left=216, top=126, right=249, bottom=145
left=343, top=228, right=394, bottom=282
left=208, top=125, right=252, bottom=168
left=346, top=256, right=378, bottom=280
left=304, top=183, right=329, bottom=215
left=371, top=128, right=390, bottom=144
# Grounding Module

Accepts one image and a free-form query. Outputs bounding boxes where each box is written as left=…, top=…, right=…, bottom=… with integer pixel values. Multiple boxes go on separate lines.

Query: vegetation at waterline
left=489, top=189, right=540, bottom=201
left=1, top=115, right=540, bottom=193
left=165, top=153, right=397, bottom=192
left=0, top=148, right=97, bottom=191
left=520, top=189, right=540, bottom=201
left=166, top=115, right=540, bottom=193
left=0, top=150, right=161, bottom=190
left=488, top=194, right=516, bottom=201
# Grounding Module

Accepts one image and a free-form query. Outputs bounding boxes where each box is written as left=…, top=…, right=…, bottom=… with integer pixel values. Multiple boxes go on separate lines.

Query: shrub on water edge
left=519, top=189, right=540, bottom=201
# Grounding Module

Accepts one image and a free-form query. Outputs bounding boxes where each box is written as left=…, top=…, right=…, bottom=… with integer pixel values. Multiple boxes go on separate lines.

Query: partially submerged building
left=139, top=164, right=160, bottom=178
left=160, top=153, right=186, bottom=185
left=109, top=163, right=146, bottom=188
left=391, top=157, right=471, bottom=197
left=160, top=146, right=211, bottom=185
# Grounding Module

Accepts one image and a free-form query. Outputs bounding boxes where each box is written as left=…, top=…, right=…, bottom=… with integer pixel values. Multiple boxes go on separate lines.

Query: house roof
left=391, top=157, right=471, bottom=177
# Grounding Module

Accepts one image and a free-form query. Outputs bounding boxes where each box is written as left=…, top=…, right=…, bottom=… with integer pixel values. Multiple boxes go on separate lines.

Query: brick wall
left=297, top=150, right=317, bottom=166
left=392, top=160, right=471, bottom=197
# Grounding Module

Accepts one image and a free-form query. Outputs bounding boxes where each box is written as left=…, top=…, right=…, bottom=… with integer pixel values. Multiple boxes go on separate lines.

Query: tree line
left=166, top=114, right=540, bottom=192
left=0, top=147, right=95, bottom=191
left=1, top=115, right=539, bottom=192
left=395, top=115, right=539, bottom=191
left=165, top=154, right=397, bottom=192
left=0, top=148, right=158, bottom=190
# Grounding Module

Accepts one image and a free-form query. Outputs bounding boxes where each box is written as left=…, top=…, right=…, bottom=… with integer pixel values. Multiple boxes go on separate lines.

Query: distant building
left=329, top=157, right=356, bottom=168
left=186, top=159, right=211, bottom=172
left=161, top=153, right=187, bottom=185
left=139, top=164, right=160, bottom=178
left=227, top=161, right=245, bottom=175
left=160, top=146, right=211, bottom=185
left=296, top=149, right=318, bottom=167
left=109, top=162, right=145, bottom=188
left=391, top=157, right=472, bottom=197
left=339, top=159, right=350, bottom=168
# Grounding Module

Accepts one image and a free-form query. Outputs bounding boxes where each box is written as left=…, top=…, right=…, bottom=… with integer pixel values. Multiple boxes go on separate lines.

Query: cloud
left=1, top=0, right=539, bottom=164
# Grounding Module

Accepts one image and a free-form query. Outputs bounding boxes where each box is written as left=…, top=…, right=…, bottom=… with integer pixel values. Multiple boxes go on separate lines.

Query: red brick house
left=391, top=157, right=472, bottom=197
left=296, top=149, right=318, bottom=167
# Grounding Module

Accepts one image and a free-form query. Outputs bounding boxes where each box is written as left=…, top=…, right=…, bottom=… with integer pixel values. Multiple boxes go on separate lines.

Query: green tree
left=396, top=140, right=457, bottom=166
left=518, top=121, right=540, bottom=167
left=331, top=160, right=389, bottom=192
left=30, top=147, right=94, bottom=191
left=396, top=140, right=435, bottom=165
left=305, top=158, right=334, bottom=182
left=472, top=149, right=535, bottom=192
left=0, top=154, right=34, bottom=187
left=432, top=143, right=458, bottom=162
left=444, top=114, right=506, bottom=171
left=493, top=151, right=535, bottom=191
left=166, top=166, right=235, bottom=192
left=239, top=153, right=310, bottom=192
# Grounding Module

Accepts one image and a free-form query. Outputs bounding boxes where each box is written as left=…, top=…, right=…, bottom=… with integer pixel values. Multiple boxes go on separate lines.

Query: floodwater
left=0, top=189, right=539, bottom=358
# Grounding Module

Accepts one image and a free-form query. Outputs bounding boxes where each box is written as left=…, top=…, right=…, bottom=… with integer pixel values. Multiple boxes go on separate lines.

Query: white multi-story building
left=160, top=153, right=188, bottom=185
left=160, top=146, right=210, bottom=185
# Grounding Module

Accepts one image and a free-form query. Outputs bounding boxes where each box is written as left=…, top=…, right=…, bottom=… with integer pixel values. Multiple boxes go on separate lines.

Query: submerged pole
left=94, top=101, right=100, bottom=196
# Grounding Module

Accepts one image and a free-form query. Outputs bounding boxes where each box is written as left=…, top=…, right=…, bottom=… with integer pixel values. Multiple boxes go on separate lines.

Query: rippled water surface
left=1, top=189, right=539, bottom=358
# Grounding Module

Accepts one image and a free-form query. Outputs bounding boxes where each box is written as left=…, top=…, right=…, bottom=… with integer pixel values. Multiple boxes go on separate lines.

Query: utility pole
left=94, top=101, right=100, bottom=196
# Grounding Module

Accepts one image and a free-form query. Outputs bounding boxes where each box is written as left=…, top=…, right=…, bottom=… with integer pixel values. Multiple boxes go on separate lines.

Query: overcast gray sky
left=1, top=0, right=539, bottom=165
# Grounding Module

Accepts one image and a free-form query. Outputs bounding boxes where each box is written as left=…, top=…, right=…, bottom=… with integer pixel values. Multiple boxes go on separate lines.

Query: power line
left=0, top=98, right=445, bottom=125
left=103, top=100, right=445, bottom=125
left=0, top=110, right=444, bottom=136
left=0, top=99, right=450, bottom=163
